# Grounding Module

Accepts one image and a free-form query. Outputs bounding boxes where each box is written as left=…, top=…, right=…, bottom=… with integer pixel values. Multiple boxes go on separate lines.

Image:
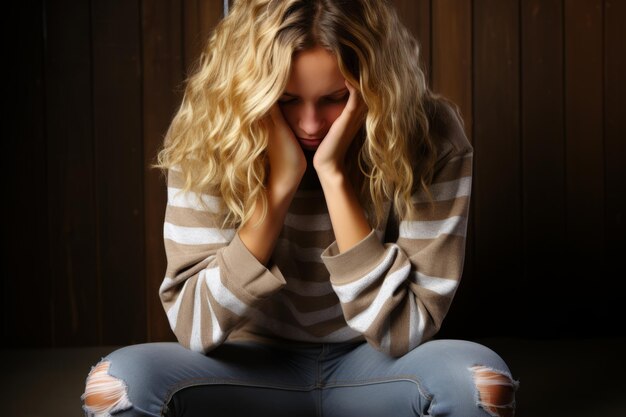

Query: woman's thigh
left=320, top=339, right=519, bottom=417
left=82, top=341, right=322, bottom=417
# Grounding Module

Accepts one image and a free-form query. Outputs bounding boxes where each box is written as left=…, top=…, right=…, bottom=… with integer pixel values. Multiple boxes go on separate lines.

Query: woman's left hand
left=312, top=79, right=367, bottom=176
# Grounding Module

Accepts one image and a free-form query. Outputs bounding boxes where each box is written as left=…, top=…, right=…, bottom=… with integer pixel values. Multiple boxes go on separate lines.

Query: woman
left=82, top=1, right=519, bottom=416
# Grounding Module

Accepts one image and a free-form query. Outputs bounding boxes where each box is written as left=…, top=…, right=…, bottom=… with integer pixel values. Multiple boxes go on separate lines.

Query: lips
left=297, top=137, right=323, bottom=150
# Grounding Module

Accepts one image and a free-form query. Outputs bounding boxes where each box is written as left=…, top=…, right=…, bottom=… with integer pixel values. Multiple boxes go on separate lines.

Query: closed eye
left=278, top=92, right=348, bottom=106
left=324, top=92, right=349, bottom=103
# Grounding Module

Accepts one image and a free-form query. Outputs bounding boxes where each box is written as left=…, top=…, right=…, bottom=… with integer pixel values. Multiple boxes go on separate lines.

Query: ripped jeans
left=81, top=338, right=519, bottom=417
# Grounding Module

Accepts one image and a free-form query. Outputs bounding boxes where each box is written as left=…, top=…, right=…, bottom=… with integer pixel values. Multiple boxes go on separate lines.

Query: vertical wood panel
left=144, top=0, right=223, bottom=342
left=142, top=0, right=184, bottom=342
left=2, top=1, right=52, bottom=347
left=429, top=0, right=474, bottom=339
left=182, top=0, right=223, bottom=77
left=432, top=0, right=472, bottom=138
left=604, top=0, right=626, bottom=322
left=392, top=0, right=431, bottom=85
left=92, top=0, right=146, bottom=345
left=45, top=0, right=98, bottom=346
left=520, top=0, right=566, bottom=335
left=564, top=0, right=605, bottom=331
left=473, top=0, right=522, bottom=336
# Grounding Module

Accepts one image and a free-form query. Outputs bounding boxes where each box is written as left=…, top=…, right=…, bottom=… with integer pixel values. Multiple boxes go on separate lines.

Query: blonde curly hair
left=154, top=0, right=440, bottom=231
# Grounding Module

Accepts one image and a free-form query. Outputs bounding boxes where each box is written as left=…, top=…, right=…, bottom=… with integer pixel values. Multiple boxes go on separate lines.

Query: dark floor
left=1, top=337, right=625, bottom=417
left=478, top=337, right=626, bottom=417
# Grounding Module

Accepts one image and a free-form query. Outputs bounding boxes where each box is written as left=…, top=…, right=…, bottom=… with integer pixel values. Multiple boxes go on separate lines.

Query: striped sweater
left=159, top=100, right=473, bottom=358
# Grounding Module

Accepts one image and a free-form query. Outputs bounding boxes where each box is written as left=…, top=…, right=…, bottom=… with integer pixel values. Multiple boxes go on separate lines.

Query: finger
left=344, top=80, right=365, bottom=114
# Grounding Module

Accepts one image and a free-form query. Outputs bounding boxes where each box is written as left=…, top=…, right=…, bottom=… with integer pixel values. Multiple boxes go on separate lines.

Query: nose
left=298, top=103, right=325, bottom=137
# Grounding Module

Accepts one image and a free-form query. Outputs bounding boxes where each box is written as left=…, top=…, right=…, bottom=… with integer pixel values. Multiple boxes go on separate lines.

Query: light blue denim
left=82, top=338, right=518, bottom=417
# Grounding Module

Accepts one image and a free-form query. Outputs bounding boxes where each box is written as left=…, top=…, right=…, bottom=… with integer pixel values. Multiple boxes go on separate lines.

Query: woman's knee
left=82, top=359, right=133, bottom=416
left=405, top=339, right=520, bottom=416
left=81, top=343, right=176, bottom=416
left=439, top=340, right=520, bottom=417
left=469, top=364, right=519, bottom=417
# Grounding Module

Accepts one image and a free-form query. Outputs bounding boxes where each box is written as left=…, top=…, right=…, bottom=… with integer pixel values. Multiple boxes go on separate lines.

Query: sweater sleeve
left=158, top=167, right=286, bottom=354
left=320, top=105, right=473, bottom=357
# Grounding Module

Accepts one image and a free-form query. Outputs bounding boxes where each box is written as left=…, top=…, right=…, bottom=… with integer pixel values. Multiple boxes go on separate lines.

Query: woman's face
left=278, top=46, right=349, bottom=151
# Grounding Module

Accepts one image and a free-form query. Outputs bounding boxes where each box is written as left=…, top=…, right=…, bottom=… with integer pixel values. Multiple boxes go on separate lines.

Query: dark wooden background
left=3, top=0, right=624, bottom=348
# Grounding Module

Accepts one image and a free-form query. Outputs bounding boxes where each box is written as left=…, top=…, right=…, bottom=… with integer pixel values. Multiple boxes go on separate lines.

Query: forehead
left=284, top=46, right=345, bottom=96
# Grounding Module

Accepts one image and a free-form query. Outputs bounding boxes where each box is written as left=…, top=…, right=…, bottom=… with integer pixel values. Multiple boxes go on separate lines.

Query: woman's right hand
left=266, top=103, right=307, bottom=191
left=237, top=105, right=306, bottom=266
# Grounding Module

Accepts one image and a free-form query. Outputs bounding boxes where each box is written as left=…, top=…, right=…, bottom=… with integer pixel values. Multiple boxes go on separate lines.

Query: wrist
left=317, top=167, right=346, bottom=190
left=314, top=162, right=345, bottom=181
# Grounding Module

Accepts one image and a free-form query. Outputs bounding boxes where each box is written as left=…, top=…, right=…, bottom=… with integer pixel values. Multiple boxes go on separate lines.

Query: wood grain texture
left=392, top=0, right=432, bottom=84
left=3, top=1, right=52, bottom=347
left=429, top=0, right=474, bottom=339
left=564, top=0, right=605, bottom=331
left=564, top=0, right=604, bottom=259
left=45, top=0, right=99, bottom=346
left=182, top=0, right=224, bottom=78
left=472, top=0, right=522, bottom=336
left=520, top=0, right=566, bottom=335
left=142, top=0, right=184, bottom=343
left=603, top=0, right=626, bottom=327
left=432, top=0, right=472, bottom=138
left=604, top=1, right=626, bottom=275
left=91, top=0, right=146, bottom=345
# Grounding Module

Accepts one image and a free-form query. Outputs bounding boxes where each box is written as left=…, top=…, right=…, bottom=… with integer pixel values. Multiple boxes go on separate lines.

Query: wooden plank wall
left=3, top=0, right=624, bottom=347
